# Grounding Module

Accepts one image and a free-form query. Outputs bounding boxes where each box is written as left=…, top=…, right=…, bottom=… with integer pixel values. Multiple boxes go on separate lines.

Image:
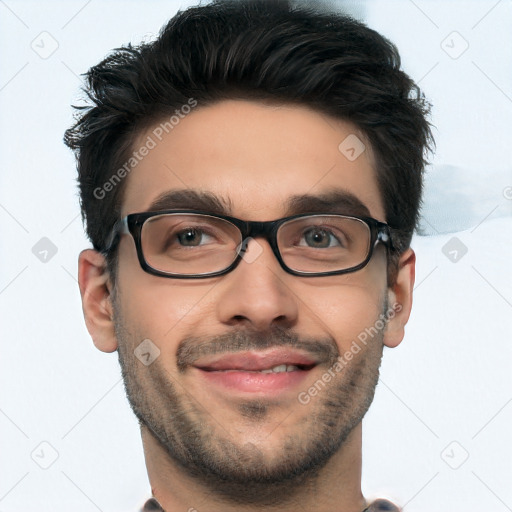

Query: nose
left=215, top=237, right=299, bottom=331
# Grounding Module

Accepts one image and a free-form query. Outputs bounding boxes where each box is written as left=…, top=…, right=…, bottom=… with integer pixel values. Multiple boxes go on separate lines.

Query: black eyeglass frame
left=104, top=209, right=395, bottom=279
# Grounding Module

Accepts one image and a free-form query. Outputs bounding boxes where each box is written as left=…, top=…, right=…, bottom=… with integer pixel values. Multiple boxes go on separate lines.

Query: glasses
left=104, top=210, right=394, bottom=278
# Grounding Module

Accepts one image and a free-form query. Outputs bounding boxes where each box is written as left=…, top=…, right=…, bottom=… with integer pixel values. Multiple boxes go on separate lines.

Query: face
left=84, top=100, right=412, bottom=504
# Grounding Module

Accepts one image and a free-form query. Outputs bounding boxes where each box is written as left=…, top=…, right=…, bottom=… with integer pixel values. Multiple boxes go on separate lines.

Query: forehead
left=121, top=100, right=385, bottom=221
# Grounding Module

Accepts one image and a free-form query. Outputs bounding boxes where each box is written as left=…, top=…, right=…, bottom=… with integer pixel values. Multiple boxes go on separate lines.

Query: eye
left=300, top=227, right=342, bottom=248
left=175, top=228, right=214, bottom=247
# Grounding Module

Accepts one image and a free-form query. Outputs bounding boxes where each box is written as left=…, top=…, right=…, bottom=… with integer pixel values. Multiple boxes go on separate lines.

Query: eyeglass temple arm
left=104, top=217, right=129, bottom=253
left=376, top=225, right=395, bottom=251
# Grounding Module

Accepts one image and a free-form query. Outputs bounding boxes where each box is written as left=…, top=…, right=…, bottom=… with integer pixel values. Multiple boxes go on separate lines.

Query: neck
left=141, top=424, right=367, bottom=512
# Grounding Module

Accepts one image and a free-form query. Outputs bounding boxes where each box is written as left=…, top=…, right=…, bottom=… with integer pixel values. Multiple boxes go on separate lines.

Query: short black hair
left=64, top=0, right=434, bottom=285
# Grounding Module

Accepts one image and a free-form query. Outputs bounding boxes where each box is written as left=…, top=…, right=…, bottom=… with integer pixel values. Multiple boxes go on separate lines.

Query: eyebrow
left=286, top=190, right=371, bottom=217
left=147, top=189, right=233, bottom=215
left=146, top=188, right=371, bottom=218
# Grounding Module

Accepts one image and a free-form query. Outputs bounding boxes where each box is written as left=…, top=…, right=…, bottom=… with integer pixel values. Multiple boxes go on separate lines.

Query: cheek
left=116, top=253, right=218, bottom=342
left=295, top=256, right=388, bottom=349
left=307, top=286, right=384, bottom=347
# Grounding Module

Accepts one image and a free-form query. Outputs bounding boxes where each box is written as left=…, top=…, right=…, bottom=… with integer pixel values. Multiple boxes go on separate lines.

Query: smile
left=192, top=350, right=319, bottom=396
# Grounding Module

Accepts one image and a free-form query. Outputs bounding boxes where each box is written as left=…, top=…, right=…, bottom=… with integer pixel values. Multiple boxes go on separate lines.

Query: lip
left=192, top=348, right=319, bottom=372
left=191, top=348, right=319, bottom=396
left=193, top=366, right=315, bottom=396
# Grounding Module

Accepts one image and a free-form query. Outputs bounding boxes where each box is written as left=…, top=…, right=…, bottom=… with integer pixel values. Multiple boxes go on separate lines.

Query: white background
left=1, top=1, right=511, bottom=511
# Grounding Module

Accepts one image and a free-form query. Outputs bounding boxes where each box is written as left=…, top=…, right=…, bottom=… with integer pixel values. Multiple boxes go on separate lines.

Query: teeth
left=260, top=364, right=300, bottom=373
left=214, top=364, right=302, bottom=373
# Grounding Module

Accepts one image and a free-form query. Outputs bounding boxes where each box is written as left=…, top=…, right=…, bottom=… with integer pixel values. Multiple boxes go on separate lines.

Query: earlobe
left=78, top=249, right=118, bottom=353
left=383, top=248, right=416, bottom=348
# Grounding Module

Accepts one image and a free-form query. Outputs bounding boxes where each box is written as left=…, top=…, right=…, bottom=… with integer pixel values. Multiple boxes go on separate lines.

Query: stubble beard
left=114, top=299, right=387, bottom=506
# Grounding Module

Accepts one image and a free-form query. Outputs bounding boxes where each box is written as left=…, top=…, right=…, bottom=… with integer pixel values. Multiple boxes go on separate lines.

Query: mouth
left=192, top=348, right=320, bottom=396
left=198, top=363, right=316, bottom=373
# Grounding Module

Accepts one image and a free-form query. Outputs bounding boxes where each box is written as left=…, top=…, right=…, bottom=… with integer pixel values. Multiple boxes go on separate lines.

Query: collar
left=141, top=498, right=400, bottom=511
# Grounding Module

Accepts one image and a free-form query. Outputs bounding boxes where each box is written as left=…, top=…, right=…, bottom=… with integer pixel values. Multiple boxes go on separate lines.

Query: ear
left=383, top=248, right=416, bottom=348
left=78, top=249, right=118, bottom=353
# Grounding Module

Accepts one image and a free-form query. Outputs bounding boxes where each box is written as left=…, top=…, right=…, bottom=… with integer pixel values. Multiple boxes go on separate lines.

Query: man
left=64, top=0, right=433, bottom=510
